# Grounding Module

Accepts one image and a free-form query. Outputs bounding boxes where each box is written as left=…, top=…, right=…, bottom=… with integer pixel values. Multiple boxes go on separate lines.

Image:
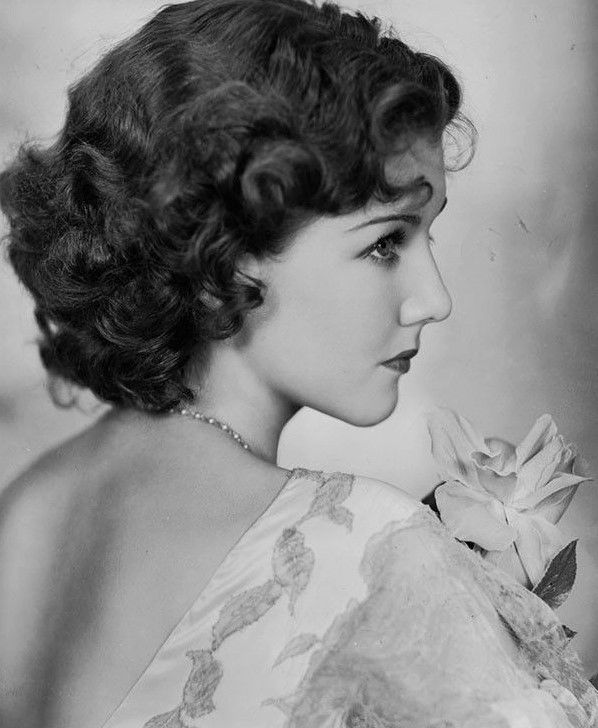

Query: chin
left=336, top=388, right=399, bottom=428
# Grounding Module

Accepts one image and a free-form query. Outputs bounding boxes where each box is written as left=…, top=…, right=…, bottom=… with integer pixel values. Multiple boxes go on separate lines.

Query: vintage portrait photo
left=1, top=1, right=597, bottom=726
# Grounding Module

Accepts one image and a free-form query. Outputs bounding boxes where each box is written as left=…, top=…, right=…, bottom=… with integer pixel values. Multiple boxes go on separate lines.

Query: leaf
left=328, top=504, right=353, bottom=530
left=532, top=540, right=578, bottom=609
left=562, top=624, right=577, bottom=641
left=272, top=528, right=315, bottom=614
left=300, top=472, right=354, bottom=527
left=291, top=468, right=325, bottom=485
left=211, top=579, right=282, bottom=649
left=179, top=650, right=223, bottom=722
left=272, top=632, right=319, bottom=667
left=143, top=651, right=224, bottom=727
left=143, top=709, right=182, bottom=728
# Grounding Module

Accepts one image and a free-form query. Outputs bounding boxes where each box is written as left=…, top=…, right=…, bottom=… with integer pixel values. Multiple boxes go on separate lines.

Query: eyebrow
left=347, top=195, right=448, bottom=231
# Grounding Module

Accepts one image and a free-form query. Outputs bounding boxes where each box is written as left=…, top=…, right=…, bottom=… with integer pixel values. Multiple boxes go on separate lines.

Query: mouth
left=381, top=349, right=419, bottom=374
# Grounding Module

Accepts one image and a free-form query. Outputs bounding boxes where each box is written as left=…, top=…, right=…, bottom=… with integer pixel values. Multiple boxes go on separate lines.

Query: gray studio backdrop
left=1, top=0, right=597, bottom=673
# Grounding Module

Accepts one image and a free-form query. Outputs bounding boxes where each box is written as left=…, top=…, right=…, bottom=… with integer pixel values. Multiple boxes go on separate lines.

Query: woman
left=0, top=1, right=596, bottom=726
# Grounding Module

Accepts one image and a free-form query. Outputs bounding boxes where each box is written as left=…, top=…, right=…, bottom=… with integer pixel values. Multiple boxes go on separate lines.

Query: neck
left=184, top=346, right=300, bottom=464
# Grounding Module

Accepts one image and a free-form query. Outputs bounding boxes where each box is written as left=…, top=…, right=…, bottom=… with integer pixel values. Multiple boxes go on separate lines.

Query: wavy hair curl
left=0, top=0, right=475, bottom=411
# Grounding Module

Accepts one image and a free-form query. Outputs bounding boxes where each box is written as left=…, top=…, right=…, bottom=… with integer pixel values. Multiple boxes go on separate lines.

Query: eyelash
left=366, top=231, right=436, bottom=268
left=366, top=230, right=406, bottom=267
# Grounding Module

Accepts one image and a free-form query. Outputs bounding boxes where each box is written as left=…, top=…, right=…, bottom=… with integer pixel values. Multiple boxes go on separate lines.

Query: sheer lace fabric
left=102, top=469, right=598, bottom=728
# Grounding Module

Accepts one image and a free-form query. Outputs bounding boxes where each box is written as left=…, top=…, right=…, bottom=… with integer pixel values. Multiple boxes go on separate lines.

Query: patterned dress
left=102, top=468, right=598, bottom=728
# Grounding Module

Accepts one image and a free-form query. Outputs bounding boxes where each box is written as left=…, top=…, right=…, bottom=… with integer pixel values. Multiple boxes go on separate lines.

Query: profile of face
left=236, top=138, right=452, bottom=426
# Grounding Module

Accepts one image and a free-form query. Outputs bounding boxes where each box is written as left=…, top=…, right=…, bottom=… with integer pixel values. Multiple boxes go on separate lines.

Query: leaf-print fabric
left=272, top=529, right=315, bottom=615
left=272, top=633, right=319, bottom=668
left=101, top=469, right=598, bottom=728
left=211, top=580, right=283, bottom=650
left=144, top=651, right=223, bottom=728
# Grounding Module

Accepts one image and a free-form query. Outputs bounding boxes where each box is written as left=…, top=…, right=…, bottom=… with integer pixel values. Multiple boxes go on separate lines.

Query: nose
left=398, top=245, right=452, bottom=327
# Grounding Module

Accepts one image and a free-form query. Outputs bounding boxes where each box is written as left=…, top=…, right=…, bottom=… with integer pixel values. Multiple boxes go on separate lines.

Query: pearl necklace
left=170, top=406, right=252, bottom=452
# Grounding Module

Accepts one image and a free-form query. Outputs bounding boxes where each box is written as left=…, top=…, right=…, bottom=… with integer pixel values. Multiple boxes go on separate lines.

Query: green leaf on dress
left=272, top=527, right=315, bottom=614
left=272, top=632, right=319, bottom=668
left=211, top=580, right=283, bottom=650
left=532, top=540, right=578, bottom=610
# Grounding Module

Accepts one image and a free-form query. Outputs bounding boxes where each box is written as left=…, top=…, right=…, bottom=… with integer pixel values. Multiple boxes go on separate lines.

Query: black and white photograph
left=1, top=1, right=597, bottom=726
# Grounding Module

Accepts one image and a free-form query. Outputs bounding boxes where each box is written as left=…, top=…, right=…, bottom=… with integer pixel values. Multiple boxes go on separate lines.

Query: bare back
left=0, top=410, right=291, bottom=728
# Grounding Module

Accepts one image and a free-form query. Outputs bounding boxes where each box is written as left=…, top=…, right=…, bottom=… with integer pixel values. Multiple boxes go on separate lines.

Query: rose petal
left=427, top=409, right=487, bottom=488
left=514, top=435, right=564, bottom=500
left=555, top=440, right=577, bottom=474
left=515, top=414, right=558, bottom=471
left=478, top=438, right=517, bottom=475
left=534, top=486, right=578, bottom=526
left=435, top=480, right=517, bottom=550
left=484, top=544, right=530, bottom=588
left=513, top=472, right=591, bottom=518
left=473, top=467, right=519, bottom=504
left=573, top=454, right=593, bottom=479
left=504, top=509, right=567, bottom=587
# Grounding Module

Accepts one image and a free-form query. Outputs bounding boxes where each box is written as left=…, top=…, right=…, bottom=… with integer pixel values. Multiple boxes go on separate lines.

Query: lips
left=381, top=349, right=418, bottom=373
left=382, top=349, right=418, bottom=365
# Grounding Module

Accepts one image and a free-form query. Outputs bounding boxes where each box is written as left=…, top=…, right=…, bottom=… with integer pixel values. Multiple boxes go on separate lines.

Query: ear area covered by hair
left=198, top=253, right=265, bottom=312
left=235, top=252, right=264, bottom=282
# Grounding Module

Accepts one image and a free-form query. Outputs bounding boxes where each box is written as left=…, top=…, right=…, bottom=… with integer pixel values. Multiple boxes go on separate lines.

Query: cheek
left=258, top=266, right=396, bottom=373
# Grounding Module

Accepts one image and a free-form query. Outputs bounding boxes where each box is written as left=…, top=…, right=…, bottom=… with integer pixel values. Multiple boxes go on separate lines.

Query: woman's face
left=239, top=139, right=452, bottom=426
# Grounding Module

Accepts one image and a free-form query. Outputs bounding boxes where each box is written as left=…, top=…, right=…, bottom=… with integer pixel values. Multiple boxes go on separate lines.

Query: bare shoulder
left=0, top=413, right=294, bottom=725
left=0, top=429, right=93, bottom=588
left=0, top=420, right=111, bottom=577
left=0, top=423, right=109, bottom=722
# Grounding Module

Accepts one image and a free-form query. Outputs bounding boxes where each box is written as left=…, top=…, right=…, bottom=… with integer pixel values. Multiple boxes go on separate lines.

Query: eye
left=366, top=229, right=406, bottom=267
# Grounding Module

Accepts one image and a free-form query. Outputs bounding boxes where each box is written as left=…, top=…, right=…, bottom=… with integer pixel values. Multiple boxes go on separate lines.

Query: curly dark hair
left=0, top=0, right=474, bottom=411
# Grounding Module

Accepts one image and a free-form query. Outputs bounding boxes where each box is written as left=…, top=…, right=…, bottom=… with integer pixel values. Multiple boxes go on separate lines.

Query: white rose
left=427, top=409, right=592, bottom=588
